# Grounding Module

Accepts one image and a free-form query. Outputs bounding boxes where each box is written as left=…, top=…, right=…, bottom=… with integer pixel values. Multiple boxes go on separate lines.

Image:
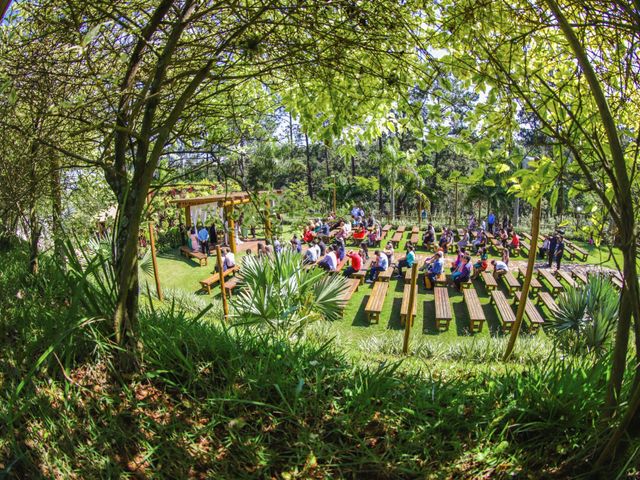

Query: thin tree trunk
left=503, top=200, right=541, bottom=360
left=350, top=155, right=356, bottom=177
left=378, top=137, right=383, bottom=214
left=50, top=149, right=64, bottom=264
left=305, top=134, right=313, bottom=199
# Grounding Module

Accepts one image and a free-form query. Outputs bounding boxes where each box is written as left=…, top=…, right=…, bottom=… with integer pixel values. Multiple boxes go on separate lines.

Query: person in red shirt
left=510, top=232, right=520, bottom=251
left=302, top=226, right=315, bottom=244
left=343, top=250, right=362, bottom=277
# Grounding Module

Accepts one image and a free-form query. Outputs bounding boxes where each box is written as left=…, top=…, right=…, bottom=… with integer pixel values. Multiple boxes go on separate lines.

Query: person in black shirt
left=548, top=234, right=558, bottom=268
left=554, top=236, right=565, bottom=269
left=209, top=221, right=218, bottom=247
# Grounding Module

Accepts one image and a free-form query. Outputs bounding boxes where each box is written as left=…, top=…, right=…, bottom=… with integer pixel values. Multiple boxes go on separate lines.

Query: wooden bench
left=572, top=269, right=588, bottom=285
left=333, top=256, right=348, bottom=274
left=463, top=287, right=486, bottom=333
left=411, top=226, right=420, bottom=235
left=199, top=265, right=240, bottom=294
left=381, top=224, right=392, bottom=239
left=522, top=232, right=532, bottom=241
left=555, top=269, right=577, bottom=289
left=434, top=287, right=452, bottom=330
left=513, top=291, right=545, bottom=331
left=223, top=275, right=242, bottom=297
left=377, top=266, right=394, bottom=282
left=572, top=244, right=589, bottom=262
left=396, top=225, right=406, bottom=234
left=491, top=290, right=516, bottom=333
left=482, top=271, right=498, bottom=291
left=502, top=271, right=521, bottom=295
left=537, top=268, right=564, bottom=294
left=391, top=231, right=403, bottom=247
left=491, top=238, right=504, bottom=254
left=338, top=278, right=360, bottom=314
left=400, top=284, right=417, bottom=326
left=537, top=291, right=559, bottom=316
left=563, top=245, right=576, bottom=261
left=435, top=272, right=447, bottom=286
left=180, top=245, right=208, bottom=266
left=365, top=281, right=388, bottom=324
left=351, top=257, right=372, bottom=285
left=517, top=265, right=543, bottom=291
left=520, top=241, right=530, bottom=256
left=403, top=257, right=423, bottom=283
left=410, top=232, right=420, bottom=245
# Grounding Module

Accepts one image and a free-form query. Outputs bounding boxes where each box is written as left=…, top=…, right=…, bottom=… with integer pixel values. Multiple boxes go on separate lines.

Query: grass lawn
left=152, top=224, right=628, bottom=364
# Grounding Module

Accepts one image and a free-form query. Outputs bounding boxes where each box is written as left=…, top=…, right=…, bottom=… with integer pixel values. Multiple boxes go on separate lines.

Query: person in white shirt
left=491, top=259, right=508, bottom=280
left=223, top=248, right=236, bottom=271
left=319, top=246, right=337, bottom=271
left=304, top=244, right=319, bottom=264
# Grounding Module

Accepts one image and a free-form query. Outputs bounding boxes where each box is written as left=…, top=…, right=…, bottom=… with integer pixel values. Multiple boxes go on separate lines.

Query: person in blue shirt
left=394, top=245, right=416, bottom=278
left=197, top=225, right=210, bottom=255
left=335, top=238, right=346, bottom=261
left=426, top=251, right=445, bottom=288
left=367, top=250, right=389, bottom=282
left=487, top=212, right=495, bottom=234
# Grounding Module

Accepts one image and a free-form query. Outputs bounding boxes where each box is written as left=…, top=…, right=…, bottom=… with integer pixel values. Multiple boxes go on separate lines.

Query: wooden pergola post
left=225, top=204, right=236, bottom=254
left=402, top=263, right=419, bottom=354
left=185, top=206, right=192, bottom=229
left=215, top=245, right=229, bottom=320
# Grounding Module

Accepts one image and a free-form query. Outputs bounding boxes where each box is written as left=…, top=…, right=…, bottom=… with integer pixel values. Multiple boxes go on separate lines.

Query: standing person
left=190, top=227, right=200, bottom=253
left=291, top=234, right=302, bottom=253
left=394, top=245, right=416, bottom=278
left=548, top=234, right=558, bottom=268
left=487, top=212, right=495, bottom=234
left=510, top=231, right=520, bottom=252
left=198, top=224, right=210, bottom=255
left=539, top=235, right=550, bottom=258
left=554, top=236, right=565, bottom=269
left=344, top=249, right=362, bottom=277
left=421, top=208, right=428, bottom=223
left=209, top=221, right=218, bottom=247
left=367, top=250, right=389, bottom=283
left=502, top=215, right=509, bottom=230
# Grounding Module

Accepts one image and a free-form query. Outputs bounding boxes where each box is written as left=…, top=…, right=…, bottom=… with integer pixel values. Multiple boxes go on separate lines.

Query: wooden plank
left=522, top=232, right=532, bottom=241
left=377, top=266, right=393, bottom=282
left=391, top=231, right=403, bottom=247
left=502, top=271, right=521, bottom=295
left=338, top=278, right=360, bottom=314
left=537, top=291, right=559, bottom=316
left=538, top=268, right=564, bottom=294
left=491, top=290, right=516, bottom=332
left=572, top=270, right=588, bottom=285
left=180, top=245, right=208, bottom=266
left=555, top=269, right=577, bottom=289
left=463, top=288, right=485, bottom=332
left=434, top=287, right=452, bottom=330
left=517, top=265, right=542, bottom=291
left=410, top=233, right=419, bottom=245
left=513, top=291, right=545, bottom=330
left=397, top=225, right=406, bottom=233
left=411, top=226, right=419, bottom=234
left=365, top=281, right=388, bottom=324
left=199, top=266, right=239, bottom=294
left=400, top=284, right=417, bottom=325
left=481, top=271, right=497, bottom=291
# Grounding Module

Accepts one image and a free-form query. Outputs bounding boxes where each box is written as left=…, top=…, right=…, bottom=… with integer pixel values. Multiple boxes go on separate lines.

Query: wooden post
left=402, top=263, right=419, bottom=354
left=264, top=200, right=272, bottom=241
left=503, top=199, right=541, bottom=360
left=185, top=206, right=192, bottom=228
left=148, top=222, right=163, bottom=301
left=227, top=205, right=236, bottom=254
left=454, top=181, right=459, bottom=227
left=215, top=245, right=229, bottom=320
left=332, top=178, right=337, bottom=213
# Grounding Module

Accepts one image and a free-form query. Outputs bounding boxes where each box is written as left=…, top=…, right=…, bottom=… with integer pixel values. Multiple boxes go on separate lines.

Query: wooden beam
left=185, top=206, right=191, bottom=228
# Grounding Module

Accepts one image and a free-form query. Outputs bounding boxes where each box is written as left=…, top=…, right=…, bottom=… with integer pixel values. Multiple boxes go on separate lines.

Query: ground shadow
left=452, top=300, right=471, bottom=336
left=421, top=298, right=439, bottom=334
left=351, top=293, right=369, bottom=327
left=387, top=297, right=403, bottom=330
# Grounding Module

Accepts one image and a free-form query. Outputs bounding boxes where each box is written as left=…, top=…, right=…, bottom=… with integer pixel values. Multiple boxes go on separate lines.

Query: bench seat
left=537, top=291, right=559, bottom=317
left=572, top=270, right=588, bottom=285
left=396, top=225, right=406, bottom=234
left=377, top=266, right=394, bottom=282
left=410, top=233, right=419, bottom=245
left=200, top=266, right=239, bottom=294
left=491, top=290, right=516, bottom=333
left=555, top=269, right=577, bottom=289
left=482, top=271, right=498, bottom=291
left=463, top=287, right=486, bottom=332
left=338, top=278, right=360, bottom=314
left=365, top=281, right=388, bottom=324
left=513, top=291, right=545, bottom=331
left=351, top=257, right=372, bottom=285
left=391, top=232, right=403, bottom=247
left=502, top=271, right=521, bottom=295
left=517, top=265, right=543, bottom=291
left=538, top=268, right=564, bottom=294
left=180, top=245, right=208, bottom=266
left=400, top=284, right=418, bottom=326
left=434, top=287, right=452, bottom=330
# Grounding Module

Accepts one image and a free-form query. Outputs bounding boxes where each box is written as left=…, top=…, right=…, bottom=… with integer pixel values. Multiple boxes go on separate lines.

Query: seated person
left=471, top=249, right=488, bottom=279
left=290, top=235, right=302, bottom=253
left=343, top=250, right=362, bottom=277
left=273, top=237, right=282, bottom=254
left=426, top=251, right=445, bottom=288
left=499, top=229, right=508, bottom=247
left=303, top=243, right=320, bottom=264
left=335, top=221, right=347, bottom=240
left=367, top=228, right=379, bottom=247
left=359, top=242, right=370, bottom=261
left=317, top=239, right=327, bottom=256
left=491, top=259, right=509, bottom=280
left=457, top=230, right=470, bottom=248
left=451, top=247, right=466, bottom=272
left=502, top=247, right=510, bottom=265
left=319, top=222, right=330, bottom=236
left=472, top=231, right=486, bottom=252
left=367, top=250, right=389, bottom=282
left=451, top=255, right=472, bottom=291
left=302, top=226, right=315, bottom=243
left=223, top=248, right=236, bottom=271
left=353, top=226, right=367, bottom=241
left=423, top=223, right=435, bottom=245
left=318, top=246, right=338, bottom=272
left=334, top=238, right=346, bottom=261
left=510, top=232, right=520, bottom=251
left=383, top=241, right=395, bottom=265
left=394, top=245, right=416, bottom=278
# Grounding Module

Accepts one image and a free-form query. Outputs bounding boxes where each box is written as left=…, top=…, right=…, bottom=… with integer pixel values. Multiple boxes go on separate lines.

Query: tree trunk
left=378, top=137, right=383, bottom=214
left=350, top=155, right=356, bottom=177
left=305, top=134, right=313, bottom=199
left=50, top=149, right=65, bottom=264
left=28, top=213, right=41, bottom=275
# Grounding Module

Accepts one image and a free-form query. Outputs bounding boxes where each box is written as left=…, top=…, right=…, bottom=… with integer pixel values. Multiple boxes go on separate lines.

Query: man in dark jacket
left=547, top=234, right=558, bottom=268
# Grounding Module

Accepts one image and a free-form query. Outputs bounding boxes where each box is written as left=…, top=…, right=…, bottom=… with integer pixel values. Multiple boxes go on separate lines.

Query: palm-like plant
left=231, top=250, right=348, bottom=336
left=548, top=274, right=618, bottom=355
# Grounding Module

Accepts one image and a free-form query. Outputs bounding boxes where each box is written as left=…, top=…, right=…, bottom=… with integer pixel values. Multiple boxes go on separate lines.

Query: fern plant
left=231, top=250, right=348, bottom=336
left=548, top=274, right=618, bottom=355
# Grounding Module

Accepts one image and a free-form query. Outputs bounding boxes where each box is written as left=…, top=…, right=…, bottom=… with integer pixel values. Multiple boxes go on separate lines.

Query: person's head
left=257, top=242, right=264, bottom=251
left=374, top=250, right=381, bottom=257
left=491, top=259, right=497, bottom=266
left=437, top=251, right=443, bottom=258
left=360, top=241, right=368, bottom=250
left=246, top=248, right=253, bottom=255
left=407, top=245, right=414, bottom=252
left=293, top=234, right=298, bottom=239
